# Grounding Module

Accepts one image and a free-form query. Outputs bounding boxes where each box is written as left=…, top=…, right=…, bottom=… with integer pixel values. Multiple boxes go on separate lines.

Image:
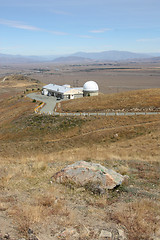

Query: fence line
left=34, top=100, right=160, bottom=116
left=37, top=111, right=160, bottom=117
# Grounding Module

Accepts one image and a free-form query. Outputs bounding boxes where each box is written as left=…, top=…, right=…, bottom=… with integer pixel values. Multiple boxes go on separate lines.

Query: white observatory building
left=83, top=81, right=99, bottom=96
left=42, top=80, right=99, bottom=99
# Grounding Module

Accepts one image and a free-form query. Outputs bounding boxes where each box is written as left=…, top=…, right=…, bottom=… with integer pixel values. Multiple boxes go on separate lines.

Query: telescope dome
left=83, top=81, right=99, bottom=92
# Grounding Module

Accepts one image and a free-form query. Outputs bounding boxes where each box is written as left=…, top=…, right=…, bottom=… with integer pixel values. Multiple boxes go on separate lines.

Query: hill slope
left=60, top=89, right=160, bottom=112
left=0, top=84, right=160, bottom=240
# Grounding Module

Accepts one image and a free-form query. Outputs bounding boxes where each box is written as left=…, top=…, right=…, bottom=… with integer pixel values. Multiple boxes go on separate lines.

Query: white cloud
left=0, top=19, right=41, bottom=31
left=0, top=19, right=69, bottom=36
left=90, top=28, right=111, bottom=33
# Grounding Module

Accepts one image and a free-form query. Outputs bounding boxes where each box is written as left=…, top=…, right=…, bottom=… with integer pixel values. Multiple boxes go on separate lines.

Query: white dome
left=83, top=81, right=99, bottom=92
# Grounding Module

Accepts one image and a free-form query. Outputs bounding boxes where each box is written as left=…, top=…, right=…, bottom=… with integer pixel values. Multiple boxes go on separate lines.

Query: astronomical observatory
left=42, top=81, right=99, bottom=100
left=83, top=81, right=99, bottom=96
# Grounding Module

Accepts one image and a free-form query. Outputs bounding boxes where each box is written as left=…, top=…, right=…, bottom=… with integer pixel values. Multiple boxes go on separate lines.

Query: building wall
left=63, top=93, right=83, bottom=100
left=83, top=91, right=98, bottom=97
left=74, top=94, right=83, bottom=99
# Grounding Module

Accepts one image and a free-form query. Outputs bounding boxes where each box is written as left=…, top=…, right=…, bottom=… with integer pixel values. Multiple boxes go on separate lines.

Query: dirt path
left=42, top=119, right=160, bottom=143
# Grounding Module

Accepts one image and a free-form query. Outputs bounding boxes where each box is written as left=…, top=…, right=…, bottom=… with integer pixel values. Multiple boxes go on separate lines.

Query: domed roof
left=83, top=81, right=99, bottom=92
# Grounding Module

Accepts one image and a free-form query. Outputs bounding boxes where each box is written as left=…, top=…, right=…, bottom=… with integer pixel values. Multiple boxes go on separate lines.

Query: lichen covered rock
left=52, top=161, right=125, bottom=193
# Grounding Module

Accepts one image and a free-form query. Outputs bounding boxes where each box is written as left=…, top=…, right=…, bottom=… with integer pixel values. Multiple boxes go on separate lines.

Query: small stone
left=75, top=187, right=86, bottom=193
left=99, top=230, right=112, bottom=239
left=28, top=228, right=34, bottom=234
left=153, top=228, right=160, bottom=240
left=54, top=227, right=79, bottom=240
left=4, top=234, right=10, bottom=239
left=28, top=234, right=39, bottom=240
left=117, top=228, right=127, bottom=239
left=114, top=133, right=119, bottom=138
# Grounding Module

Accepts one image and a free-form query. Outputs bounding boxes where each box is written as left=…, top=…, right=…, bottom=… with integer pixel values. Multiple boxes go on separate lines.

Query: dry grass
left=0, top=146, right=159, bottom=238
left=0, top=74, right=41, bottom=88
left=110, top=199, right=160, bottom=240
left=1, top=108, right=160, bottom=159
left=61, top=88, right=160, bottom=112
left=9, top=193, right=67, bottom=236
left=0, top=78, right=160, bottom=239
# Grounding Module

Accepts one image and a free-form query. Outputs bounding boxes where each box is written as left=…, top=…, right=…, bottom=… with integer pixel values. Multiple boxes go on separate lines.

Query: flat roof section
left=43, top=84, right=70, bottom=94
left=43, top=84, right=83, bottom=95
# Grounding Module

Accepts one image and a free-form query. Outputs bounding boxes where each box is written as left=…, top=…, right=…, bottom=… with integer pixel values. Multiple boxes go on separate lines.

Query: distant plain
left=1, top=61, right=160, bottom=94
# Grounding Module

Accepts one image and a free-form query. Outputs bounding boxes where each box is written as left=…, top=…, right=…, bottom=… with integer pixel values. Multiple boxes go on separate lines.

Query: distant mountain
left=0, top=53, right=41, bottom=64
left=71, top=51, right=153, bottom=61
left=52, top=56, right=92, bottom=63
left=1, top=51, right=160, bottom=64
left=0, top=53, right=61, bottom=64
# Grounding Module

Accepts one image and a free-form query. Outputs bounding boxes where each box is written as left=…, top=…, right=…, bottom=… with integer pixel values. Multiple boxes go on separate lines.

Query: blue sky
left=0, top=0, right=160, bottom=55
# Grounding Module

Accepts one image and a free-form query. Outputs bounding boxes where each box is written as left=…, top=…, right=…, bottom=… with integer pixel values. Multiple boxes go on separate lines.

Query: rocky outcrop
left=52, top=161, right=126, bottom=193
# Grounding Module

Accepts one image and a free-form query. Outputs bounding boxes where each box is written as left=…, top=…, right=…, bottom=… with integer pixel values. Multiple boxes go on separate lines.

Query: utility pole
left=76, top=79, right=79, bottom=87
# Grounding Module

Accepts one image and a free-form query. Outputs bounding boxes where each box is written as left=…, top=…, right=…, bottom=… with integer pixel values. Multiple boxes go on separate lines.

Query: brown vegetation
left=0, top=72, right=160, bottom=239
left=61, top=88, right=160, bottom=112
left=110, top=199, right=160, bottom=240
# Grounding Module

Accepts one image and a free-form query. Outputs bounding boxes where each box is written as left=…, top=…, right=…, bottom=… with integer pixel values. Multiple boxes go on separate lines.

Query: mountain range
left=71, top=51, right=153, bottom=61
left=0, top=51, right=160, bottom=64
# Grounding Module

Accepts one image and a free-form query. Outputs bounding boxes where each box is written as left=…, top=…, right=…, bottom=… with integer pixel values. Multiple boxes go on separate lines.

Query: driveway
left=27, top=93, right=57, bottom=114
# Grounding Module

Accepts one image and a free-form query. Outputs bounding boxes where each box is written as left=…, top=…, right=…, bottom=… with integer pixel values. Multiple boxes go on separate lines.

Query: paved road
left=27, top=93, right=160, bottom=117
left=27, top=93, right=57, bottom=114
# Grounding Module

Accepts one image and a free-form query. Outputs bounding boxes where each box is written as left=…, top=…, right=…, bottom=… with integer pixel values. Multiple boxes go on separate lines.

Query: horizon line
left=1, top=50, right=160, bottom=57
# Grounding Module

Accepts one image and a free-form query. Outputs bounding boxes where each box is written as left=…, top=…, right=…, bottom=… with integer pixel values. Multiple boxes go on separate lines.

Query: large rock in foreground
left=52, top=161, right=125, bottom=193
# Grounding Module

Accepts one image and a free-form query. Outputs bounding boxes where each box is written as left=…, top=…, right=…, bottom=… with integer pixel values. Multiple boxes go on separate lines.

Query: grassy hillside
left=0, top=81, right=160, bottom=240
left=60, top=88, right=160, bottom=112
